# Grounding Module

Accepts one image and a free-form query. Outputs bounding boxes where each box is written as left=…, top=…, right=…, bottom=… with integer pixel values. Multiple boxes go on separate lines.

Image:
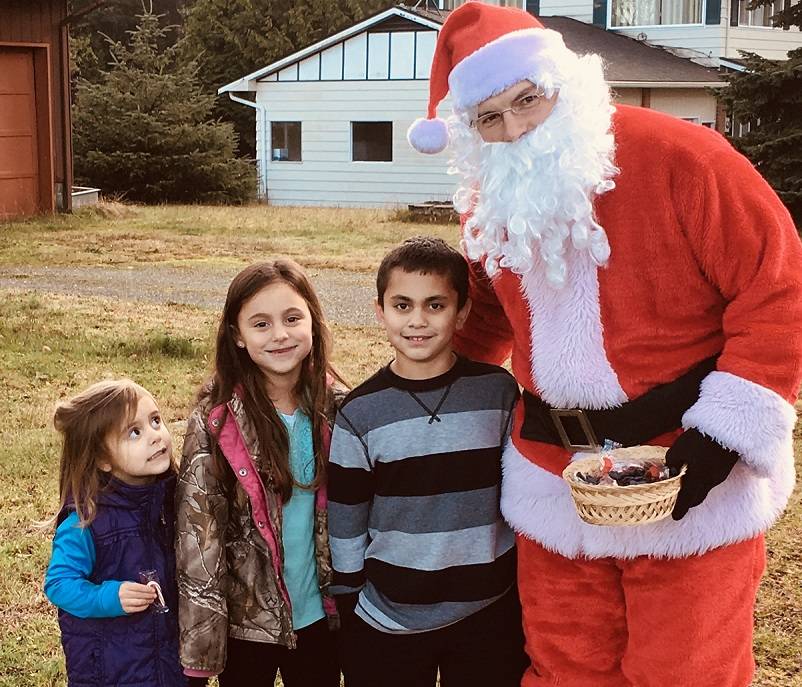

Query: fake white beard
left=449, top=54, right=618, bottom=289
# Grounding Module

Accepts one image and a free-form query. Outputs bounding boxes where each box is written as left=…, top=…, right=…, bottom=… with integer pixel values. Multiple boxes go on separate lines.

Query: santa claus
left=408, top=3, right=802, bottom=686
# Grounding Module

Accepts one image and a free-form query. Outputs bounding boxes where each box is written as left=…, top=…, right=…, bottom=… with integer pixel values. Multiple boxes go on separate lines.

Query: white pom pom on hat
left=407, top=117, right=449, bottom=154
left=407, top=2, right=569, bottom=155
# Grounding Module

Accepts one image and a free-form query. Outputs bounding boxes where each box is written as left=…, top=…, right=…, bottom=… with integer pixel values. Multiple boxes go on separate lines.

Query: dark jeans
left=217, top=618, right=340, bottom=687
left=339, top=586, right=528, bottom=687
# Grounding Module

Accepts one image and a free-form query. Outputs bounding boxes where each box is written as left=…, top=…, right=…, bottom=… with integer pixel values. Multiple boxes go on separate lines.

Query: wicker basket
left=562, top=446, right=686, bottom=527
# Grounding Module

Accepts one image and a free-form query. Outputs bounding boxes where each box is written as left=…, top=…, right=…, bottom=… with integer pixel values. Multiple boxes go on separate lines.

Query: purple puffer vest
left=57, top=475, right=186, bottom=687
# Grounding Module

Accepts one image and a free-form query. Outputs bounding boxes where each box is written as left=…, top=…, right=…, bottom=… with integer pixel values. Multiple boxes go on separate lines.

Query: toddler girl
left=44, top=379, right=184, bottom=686
left=176, top=259, right=344, bottom=686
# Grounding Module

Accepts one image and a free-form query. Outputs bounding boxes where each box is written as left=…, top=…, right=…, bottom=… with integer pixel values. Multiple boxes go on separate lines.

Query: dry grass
left=0, top=203, right=800, bottom=685
left=0, top=290, right=390, bottom=687
left=0, top=203, right=458, bottom=272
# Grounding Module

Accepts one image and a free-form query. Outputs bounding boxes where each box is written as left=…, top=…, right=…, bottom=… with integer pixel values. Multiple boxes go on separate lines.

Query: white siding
left=613, top=87, right=717, bottom=124
left=254, top=81, right=718, bottom=208
left=540, top=0, right=594, bottom=23
left=648, top=87, right=717, bottom=123
left=256, top=80, right=456, bottom=208
left=611, top=24, right=724, bottom=59
left=723, top=0, right=802, bottom=58
left=723, top=26, right=802, bottom=59
left=611, top=87, right=644, bottom=106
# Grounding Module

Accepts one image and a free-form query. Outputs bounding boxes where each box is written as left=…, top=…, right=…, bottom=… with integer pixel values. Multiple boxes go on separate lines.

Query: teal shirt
left=280, top=410, right=325, bottom=630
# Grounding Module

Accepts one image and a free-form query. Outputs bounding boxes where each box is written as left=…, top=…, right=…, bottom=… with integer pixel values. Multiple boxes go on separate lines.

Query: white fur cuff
left=682, top=371, right=798, bottom=477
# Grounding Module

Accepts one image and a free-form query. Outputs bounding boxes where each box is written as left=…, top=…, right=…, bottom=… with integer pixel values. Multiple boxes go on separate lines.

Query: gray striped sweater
left=328, top=356, right=519, bottom=634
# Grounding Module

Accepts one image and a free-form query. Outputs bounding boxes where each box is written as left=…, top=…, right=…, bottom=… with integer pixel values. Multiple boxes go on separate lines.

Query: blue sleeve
left=44, top=512, right=126, bottom=618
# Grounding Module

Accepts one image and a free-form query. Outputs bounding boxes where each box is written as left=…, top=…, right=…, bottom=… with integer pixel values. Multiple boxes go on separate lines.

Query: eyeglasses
left=472, top=88, right=547, bottom=133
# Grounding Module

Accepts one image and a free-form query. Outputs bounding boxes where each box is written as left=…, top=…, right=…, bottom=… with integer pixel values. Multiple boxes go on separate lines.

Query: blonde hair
left=53, top=379, right=151, bottom=525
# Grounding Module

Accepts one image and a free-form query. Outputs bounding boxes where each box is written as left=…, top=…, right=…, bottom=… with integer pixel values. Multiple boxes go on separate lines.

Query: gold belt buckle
left=549, top=408, right=600, bottom=453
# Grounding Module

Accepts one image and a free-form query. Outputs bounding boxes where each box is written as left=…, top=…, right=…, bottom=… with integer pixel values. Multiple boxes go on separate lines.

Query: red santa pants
left=517, top=534, right=765, bottom=687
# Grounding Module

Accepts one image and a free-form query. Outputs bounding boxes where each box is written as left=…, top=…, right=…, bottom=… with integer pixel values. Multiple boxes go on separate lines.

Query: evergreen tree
left=70, top=0, right=188, bottom=75
left=73, top=5, right=255, bottom=203
left=718, top=48, right=802, bottom=227
left=181, top=0, right=395, bottom=156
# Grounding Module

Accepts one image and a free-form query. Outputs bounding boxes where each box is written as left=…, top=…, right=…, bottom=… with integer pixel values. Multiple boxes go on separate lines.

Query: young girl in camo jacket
left=176, top=260, right=345, bottom=687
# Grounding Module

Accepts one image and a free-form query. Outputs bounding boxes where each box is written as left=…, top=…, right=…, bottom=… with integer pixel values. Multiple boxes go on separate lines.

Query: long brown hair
left=53, top=379, right=149, bottom=525
left=209, top=259, right=344, bottom=502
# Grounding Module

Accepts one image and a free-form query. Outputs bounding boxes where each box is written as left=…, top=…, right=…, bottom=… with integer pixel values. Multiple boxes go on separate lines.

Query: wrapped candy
left=575, top=454, right=673, bottom=487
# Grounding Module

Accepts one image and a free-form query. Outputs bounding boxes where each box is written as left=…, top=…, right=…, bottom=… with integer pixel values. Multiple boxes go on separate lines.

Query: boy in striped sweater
left=329, top=236, right=527, bottom=687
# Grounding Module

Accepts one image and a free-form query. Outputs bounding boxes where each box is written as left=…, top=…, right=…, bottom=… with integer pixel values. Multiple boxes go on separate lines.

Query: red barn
left=0, top=0, right=74, bottom=218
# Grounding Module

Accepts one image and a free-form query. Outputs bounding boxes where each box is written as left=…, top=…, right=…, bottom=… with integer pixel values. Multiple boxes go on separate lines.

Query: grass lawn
left=1, top=204, right=800, bottom=686
left=0, top=203, right=457, bottom=272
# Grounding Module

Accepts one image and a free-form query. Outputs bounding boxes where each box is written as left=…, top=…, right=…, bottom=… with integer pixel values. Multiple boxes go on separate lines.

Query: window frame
left=350, top=121, right=394, bottom=163
left=607, top=0, right=707, bottom=28
left=735, top=0, right=791, bottom=28
left=270, top=121, right=302, bottom=163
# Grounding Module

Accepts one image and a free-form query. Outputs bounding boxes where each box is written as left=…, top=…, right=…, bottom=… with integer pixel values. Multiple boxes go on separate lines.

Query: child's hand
left=119, top=581, right=157, bottom=613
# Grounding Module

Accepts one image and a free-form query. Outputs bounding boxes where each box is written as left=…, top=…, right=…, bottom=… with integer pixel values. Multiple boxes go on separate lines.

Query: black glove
left=665, top=428, right=739, bottom=520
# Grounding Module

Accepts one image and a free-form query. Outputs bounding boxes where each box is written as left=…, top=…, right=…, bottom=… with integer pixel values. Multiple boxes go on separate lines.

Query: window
left=738, top=0, right=779, bottom=26
left=271, top=122, right=301, bottom=162
left=352, top=122, right=393, bottom=162
left=610, top=0, right=702, bottom=26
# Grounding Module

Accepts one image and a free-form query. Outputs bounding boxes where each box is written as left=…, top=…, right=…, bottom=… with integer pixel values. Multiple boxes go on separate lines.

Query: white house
left=220, top=3, right=726, bottom=208
left=443, top=0, right=802, bottom=63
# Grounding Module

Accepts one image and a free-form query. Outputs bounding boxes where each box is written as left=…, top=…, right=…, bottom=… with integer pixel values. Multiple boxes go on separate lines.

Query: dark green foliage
left=181, top=0, right=396, bottom=156
left=70, top=0, right=188, bottom=73
left=73, top=7, right=256, bottom=204
left=718, top=48, right=802, bottom=228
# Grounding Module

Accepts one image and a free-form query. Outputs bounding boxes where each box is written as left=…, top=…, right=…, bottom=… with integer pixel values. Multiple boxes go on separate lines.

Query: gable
left=220, top=6, right=441, bottom=92
left=368, top=14, right=431, bottom=32
left=262, top=27, right=438, bottom=83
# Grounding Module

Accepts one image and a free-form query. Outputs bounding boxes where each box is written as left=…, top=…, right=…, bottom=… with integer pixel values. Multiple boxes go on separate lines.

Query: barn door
left=0, top=48, right=40, bottom=218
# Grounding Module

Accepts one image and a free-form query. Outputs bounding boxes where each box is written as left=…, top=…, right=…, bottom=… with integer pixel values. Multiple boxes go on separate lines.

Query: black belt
left=520, top=355, right=717, bottom=451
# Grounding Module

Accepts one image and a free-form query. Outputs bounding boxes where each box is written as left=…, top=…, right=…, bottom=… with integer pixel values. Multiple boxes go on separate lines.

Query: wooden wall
left=0, top=0, right=71, bottom=212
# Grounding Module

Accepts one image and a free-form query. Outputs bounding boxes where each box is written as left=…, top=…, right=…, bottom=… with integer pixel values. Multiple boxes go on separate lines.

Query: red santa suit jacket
left=455, top=104, right=802, bottom=559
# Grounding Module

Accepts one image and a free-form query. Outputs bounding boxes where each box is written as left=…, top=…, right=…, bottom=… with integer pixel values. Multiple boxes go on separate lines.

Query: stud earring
left=236, top=341, right=245, bottom=348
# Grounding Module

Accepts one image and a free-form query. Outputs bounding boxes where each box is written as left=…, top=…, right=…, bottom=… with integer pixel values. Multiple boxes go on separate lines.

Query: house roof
left=219, top=4, right=724, bottom=93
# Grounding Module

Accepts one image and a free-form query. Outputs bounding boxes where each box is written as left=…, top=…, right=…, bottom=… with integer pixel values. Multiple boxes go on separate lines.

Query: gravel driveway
left=0, top=265, right=377, bottom=326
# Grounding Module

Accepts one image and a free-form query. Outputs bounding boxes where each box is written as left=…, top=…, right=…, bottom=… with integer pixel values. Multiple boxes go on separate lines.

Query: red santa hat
left=407, top=1, right=570, bottom=154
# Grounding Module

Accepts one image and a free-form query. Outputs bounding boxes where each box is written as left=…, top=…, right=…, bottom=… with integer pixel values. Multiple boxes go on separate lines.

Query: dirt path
left=0, top=264, right=377, bottom=326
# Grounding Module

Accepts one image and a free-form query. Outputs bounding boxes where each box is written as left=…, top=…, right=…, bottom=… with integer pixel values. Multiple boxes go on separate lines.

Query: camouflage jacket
left=175, top=387, right=341, bottom=675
